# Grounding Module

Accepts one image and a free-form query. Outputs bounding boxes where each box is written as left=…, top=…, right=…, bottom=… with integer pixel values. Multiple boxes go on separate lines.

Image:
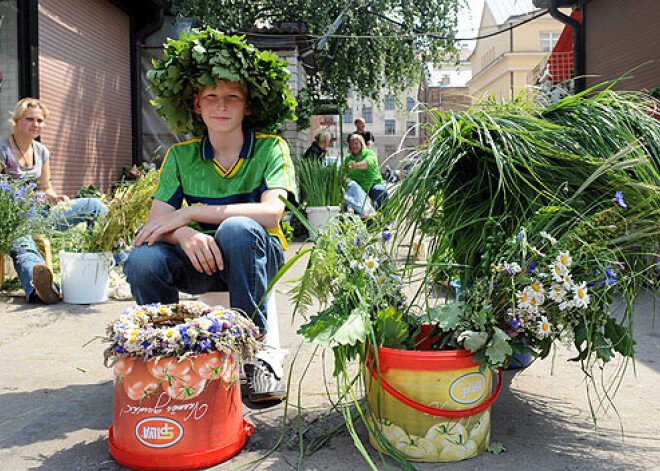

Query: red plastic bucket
left=365, top=345, right=501, bottom=462
left=109, top=352, right=253, bottom=471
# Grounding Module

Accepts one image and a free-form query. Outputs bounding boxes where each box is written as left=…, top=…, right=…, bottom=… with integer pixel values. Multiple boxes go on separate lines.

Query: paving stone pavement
left=0, top=241, right=659, bottom=470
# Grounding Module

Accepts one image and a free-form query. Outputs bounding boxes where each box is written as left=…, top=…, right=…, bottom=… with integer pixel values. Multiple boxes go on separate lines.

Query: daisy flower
left=550, top=262, right=569, bottom=282
left=540, top=231, right=557, bottom=245
left=548, top=283, right=566, bottom=303
left=537, top=316, right=551, bottom=337
left=556, top=251, right=572, bottom=267
left=559, top=298, right=575, bottom=311
left=364, top=256, right=380, bottom=273
left=573, top=282, right=590, bottom=308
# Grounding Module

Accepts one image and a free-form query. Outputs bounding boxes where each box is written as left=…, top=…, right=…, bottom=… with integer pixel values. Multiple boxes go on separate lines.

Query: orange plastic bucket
left=109, top=351, right=253, bottom=471
left=365, top=345, right=501, bottom=462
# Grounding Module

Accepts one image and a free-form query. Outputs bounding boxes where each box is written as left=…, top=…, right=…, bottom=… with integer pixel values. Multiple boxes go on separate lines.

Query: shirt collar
left=200, top=124, right=256, bottom=161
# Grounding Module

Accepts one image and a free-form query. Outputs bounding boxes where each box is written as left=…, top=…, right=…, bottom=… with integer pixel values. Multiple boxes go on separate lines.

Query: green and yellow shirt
left=153, top=126, right=297, bottom=249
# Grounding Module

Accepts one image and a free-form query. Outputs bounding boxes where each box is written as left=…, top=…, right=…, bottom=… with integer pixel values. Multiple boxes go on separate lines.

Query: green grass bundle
left=296, top=157, right=346, bottom=207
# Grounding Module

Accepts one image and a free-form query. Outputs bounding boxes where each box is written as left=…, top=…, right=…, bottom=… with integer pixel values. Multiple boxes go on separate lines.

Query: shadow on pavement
left=0, top=382, right=112, bottom=449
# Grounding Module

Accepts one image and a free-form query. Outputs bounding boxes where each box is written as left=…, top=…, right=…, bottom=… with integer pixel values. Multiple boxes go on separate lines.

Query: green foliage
left=76, top=185, right=102, bottom=199
left=147, top=27, right=297, bottom=135
left=166, top=0, right=460, bottom=107
left=295, top=157, right=346, bottom=207
left=0, top=177, right=46, bottom=254
left=51, top=170, right=159, bottom=253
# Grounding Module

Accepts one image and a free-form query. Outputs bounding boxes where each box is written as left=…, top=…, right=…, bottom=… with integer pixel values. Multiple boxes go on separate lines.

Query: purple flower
left=382, top=231, right=392, bottom=242
left=614, top=191, right=627, bottom=208
left=509, top=314, right=521, bottom=331
left=516, top=231, right=523, bottom=245
left=527, top=260, right=536, bottom=273
left=0, top=180, right=10, bottom=191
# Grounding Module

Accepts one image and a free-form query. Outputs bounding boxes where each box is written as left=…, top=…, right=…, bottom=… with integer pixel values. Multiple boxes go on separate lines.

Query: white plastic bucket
left=306, top=206, right=340, bottom=241
left=59, top=250, right=112, bottom=304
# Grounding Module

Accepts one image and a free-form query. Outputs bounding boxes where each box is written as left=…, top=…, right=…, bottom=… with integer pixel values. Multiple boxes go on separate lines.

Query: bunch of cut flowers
left=0, top=176, right=46, bottom=254
left=428, top=195, right=640, bottom=374
left=289, top=212, right=408, bottom=369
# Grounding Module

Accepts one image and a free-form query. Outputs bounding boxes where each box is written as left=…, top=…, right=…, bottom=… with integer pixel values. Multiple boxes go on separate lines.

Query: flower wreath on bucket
left=103, top=301, right=260, bottom=401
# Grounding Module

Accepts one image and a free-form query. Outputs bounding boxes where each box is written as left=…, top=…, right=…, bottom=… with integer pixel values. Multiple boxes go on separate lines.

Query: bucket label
left=135, top=417, right=184, bottom=448
left=449, top=372, right=486, bottom=405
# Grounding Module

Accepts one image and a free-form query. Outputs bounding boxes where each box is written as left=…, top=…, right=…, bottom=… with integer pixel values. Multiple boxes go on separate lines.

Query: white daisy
left=548, top=284, right=566, bottom=303
left=516, top=289, right=531, bottom=310
left=550, top=262, right=569, bottom=283
left=509, top=262, right=522, bottom=274
left=556, top=251, right=573, bottom=267
left=537, top=316, right=551, bottom=337
left=364, top=257, right=380, bottom=273
left=573, top=282, right=590, bottom=308
left=540, top=231, right=557, bottom=245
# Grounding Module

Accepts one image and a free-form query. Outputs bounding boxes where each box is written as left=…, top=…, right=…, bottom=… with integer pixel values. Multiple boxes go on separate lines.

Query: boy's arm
left=135, top=189, right=288, bottom=246
left=134, top=199, right=224, bottom=275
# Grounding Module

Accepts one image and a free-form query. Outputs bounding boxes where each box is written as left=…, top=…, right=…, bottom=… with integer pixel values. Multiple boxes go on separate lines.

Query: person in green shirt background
left=344, top=134, right=389, bottom=214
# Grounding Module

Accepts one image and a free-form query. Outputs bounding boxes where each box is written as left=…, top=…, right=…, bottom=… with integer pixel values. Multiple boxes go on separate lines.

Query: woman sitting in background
left=0, top=98, right=105, bottom=304
left=344, top=134, right=389, bottom=216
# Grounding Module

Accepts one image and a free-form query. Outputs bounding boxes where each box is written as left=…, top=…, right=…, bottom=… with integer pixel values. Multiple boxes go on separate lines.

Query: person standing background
left=348, top=117, right=375, bottom=149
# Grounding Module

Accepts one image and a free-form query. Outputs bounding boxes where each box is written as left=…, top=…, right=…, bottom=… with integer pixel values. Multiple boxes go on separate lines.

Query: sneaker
left=244, top=359, right=286, bottom=403
left=31, top=264, right=60, bottom=304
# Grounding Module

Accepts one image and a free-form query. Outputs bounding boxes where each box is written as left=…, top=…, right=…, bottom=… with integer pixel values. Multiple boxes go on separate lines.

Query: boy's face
left=194, top=81, right=250, bottom=134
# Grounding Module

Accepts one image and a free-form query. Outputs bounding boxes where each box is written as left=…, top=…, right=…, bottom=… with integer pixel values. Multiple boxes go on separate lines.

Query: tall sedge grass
left=392, top=86, right=660, bottom=283
left=295, top=157, right=346, bottom=207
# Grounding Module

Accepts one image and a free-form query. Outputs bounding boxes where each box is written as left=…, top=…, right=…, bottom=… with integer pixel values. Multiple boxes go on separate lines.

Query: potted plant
left=285, top=86, right=660, bottom=469
left=103, top=300, right=260, bottom=470
left=53, top=169, right=158, bottom=303
left=295, top=156, right=346, bottom=240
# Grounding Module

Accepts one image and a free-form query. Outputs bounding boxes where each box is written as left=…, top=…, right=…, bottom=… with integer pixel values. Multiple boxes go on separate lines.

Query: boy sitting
left=124, top=29, right=297, bottom=402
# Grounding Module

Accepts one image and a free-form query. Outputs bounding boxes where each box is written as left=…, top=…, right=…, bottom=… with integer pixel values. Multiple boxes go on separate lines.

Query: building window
left=384, top=95, right=395, bottom=110
left=384, top=145, right=396, bottom=156
left=384, top=119, right=396, bottom=135
left=539, top=31, right=561, bottom=52
left=362, top=106, right=373, bottom=123
left=343, top=108, right=353, bottom=123
left=406, top=97, right=415, bottom=112
left=406, top=121, right=416, bottom=137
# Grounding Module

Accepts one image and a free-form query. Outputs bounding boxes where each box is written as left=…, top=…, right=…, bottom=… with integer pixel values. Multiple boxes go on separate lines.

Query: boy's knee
left=216, top=217, right=266, bottom=250
left=124, top=244, right=166, bottom=280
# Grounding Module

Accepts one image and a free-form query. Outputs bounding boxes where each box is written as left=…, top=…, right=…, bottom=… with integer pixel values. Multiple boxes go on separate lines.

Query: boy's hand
left=135, top=208, right=191, bottom=246
left=176, top=227, right=224, bottom=275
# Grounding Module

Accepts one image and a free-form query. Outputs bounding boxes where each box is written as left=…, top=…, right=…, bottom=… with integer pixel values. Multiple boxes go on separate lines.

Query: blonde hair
left=10, top=98, right=49, bottom=133
left=348, top=133, right=366, bottom=147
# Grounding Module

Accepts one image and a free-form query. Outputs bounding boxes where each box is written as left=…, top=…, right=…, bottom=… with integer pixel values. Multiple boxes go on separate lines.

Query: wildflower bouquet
left=0, top=176, right=45, bottom=254
left=289, top=212, right=407, bottom=366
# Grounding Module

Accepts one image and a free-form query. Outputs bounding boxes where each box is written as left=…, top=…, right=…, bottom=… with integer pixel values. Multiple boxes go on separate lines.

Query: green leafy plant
left=51, top=169, right=158, bottom=254
left=295, top=156, right=346, bottom=207
left=147, top=27, right=297, bottom=135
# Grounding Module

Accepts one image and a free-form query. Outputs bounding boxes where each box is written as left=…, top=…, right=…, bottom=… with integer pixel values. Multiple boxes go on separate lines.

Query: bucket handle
left=366, top=355, right=502, bottom=418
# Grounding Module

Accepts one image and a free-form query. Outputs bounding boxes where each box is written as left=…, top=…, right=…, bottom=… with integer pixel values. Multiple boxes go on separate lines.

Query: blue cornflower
left=606, top=269, right=617, bottom=285
left=528, top=260, right=536, bottom=273
left=509, top=315, right=521, bottom=331
left=0, top=180, right=11, bottom=191
left=516, top=231, right=523, bottom=245
left=337, top=241, right=345, bottom=254
left=115, top=345, right=126, bottom=353
left=382, top=231, right=392, bottom=242
left=614, top=191, right=627, bottom=208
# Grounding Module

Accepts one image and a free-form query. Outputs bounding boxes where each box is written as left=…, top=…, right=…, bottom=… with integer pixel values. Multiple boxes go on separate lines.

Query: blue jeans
left=123, top=216, right=284, bottom=334
left=368, top=183, right=389, bottom=211
left=344, top=180, right=375, bottom=216
left=10, top=197, right=106, bottom=302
